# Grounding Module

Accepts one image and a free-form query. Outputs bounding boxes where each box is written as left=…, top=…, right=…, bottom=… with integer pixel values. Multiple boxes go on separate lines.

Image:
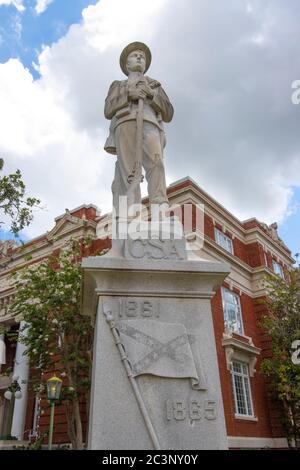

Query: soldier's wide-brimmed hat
left=119, top=41, right=152, bottom=76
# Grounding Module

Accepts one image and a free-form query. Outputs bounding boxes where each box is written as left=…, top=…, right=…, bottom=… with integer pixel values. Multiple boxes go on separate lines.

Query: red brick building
left=0, top=177, right=294, bottom=449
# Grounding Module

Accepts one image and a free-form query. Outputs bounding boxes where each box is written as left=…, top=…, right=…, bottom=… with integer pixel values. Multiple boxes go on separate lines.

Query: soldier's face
left=126, top=50, right=146, bottom=73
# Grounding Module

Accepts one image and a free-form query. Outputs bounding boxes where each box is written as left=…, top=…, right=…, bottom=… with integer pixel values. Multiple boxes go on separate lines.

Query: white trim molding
left=228, top=436, right=289, bottom=449
left=222, top=331, right=261, bottom=377
left=234, top=414, right=258, bottom=422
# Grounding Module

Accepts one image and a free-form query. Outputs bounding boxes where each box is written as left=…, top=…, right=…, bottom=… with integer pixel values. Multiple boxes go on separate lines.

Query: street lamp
left=2, top=375, right=22, bottom=440
left=46, top=375, right=62, bottom=450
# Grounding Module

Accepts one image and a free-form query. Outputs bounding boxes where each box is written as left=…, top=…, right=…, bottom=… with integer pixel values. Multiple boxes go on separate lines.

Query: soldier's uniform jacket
left=104, top=76, right=174, bottom=154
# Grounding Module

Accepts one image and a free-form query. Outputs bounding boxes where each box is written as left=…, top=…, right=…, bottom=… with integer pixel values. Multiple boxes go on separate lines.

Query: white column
left=11, top=321, right=30, bottom=440
left=0, top=334, right=6, bottom=370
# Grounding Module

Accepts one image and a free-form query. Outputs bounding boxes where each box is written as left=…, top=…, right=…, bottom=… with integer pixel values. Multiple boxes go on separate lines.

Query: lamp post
left=46, top=375, right=62, bottom=450
left=3, top=375, right=22, bottom=440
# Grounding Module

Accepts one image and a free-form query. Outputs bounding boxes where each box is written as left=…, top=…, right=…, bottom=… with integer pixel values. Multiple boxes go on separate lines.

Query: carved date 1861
left=120, top=299, right=160, bottom=318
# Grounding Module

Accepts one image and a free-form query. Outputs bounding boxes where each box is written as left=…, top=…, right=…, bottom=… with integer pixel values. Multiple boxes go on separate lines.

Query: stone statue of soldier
left=104, top=42, right=174, bottom=215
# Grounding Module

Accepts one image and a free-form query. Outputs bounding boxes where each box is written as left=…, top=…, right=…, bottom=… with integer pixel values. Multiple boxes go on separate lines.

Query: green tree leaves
left=9, top=239, right=95, bottom=449
left=261, top=269, right=300, bottom=447
left=0, top=160, right=40, bottom=235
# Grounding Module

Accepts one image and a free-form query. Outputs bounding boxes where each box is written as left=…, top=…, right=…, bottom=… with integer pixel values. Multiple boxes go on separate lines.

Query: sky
left=0, top=0, right=299, bottom=259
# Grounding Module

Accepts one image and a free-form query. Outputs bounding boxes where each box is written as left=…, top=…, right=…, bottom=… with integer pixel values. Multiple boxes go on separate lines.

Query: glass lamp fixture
left=46, top=375, right=63, bottom=450
left=4, top=390, right=12, bottom=400
left=47, top=375, right=62, bottom=401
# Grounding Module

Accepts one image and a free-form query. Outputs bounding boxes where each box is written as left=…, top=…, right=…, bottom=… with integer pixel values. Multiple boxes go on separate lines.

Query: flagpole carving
left=102, top=302, right=161, bottom=450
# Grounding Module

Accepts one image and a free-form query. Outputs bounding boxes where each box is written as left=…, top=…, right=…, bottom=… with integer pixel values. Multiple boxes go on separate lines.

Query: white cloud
left=0, top=0, right=166, bottom=238
left=35, top=0, right=53, bottom=15
left=12, top=11, right=22, bottom=38
left=0, top=58, right=109, bottom=238
left=0, top=0, right=24, bottom=12
left=0, top=0, right=300, bottom=240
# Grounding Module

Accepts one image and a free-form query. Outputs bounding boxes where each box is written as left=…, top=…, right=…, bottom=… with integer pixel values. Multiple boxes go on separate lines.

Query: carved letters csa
left=125, top=238, right=184, bottom=260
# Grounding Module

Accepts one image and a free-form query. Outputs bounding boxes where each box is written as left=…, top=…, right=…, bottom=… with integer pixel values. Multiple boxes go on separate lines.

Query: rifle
left=127, top=80, right=161, bottom=209
left=127, top=97, right=144, bottom=209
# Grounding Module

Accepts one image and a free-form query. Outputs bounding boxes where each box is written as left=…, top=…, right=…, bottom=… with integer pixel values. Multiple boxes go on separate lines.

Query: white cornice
left=169, top=177, right=245, bottom=229
left=54, top=204, right=99, bottom=222
left=168, top=183, right=293, bottom=263
left=222, top=331, right=261, bottom=377
left=0, top=224, right=96, bottom=277
left=198, top=237, right=273, bottom=298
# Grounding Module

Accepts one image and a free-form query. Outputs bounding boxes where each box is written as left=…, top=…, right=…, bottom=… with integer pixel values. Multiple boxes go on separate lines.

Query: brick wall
left=246, top=242, right=265, bottom=267
left=211, top=289, right=276, bottom=438
left=253, top=297, right=285, bottom=438
left=232, top=237, right=248, bottom=264
left=201, top=210, right=266, bottom=268
left=22, top=236, right=112, bottom=446
left=204, top=212, right=215, bottom=240
left=2, top=180, right=292, bottom=447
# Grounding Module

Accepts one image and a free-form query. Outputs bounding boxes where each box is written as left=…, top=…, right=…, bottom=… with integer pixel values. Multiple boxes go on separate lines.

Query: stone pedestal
left=0, top=440, right=29, bottom=450
left=82, top=249, right=230, bottom=450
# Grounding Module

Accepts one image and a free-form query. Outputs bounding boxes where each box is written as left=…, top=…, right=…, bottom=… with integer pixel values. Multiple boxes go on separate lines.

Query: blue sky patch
left=0, top=0, right=98, bottom=78
left=278, top=186, right=300, bottom=263
left=0, top=0, right=298, bottom=263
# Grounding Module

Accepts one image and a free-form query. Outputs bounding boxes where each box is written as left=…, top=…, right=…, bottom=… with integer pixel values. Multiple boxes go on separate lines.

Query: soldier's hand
left=128, top=87, right=148, bottom=101
left=132, top=78, right=153, bottom=99
left=138, top=83, right=154, bottom=99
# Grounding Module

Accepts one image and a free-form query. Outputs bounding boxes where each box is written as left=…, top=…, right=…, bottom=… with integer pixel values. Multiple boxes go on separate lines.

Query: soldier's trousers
left=112, top=121, right=169, bottom=216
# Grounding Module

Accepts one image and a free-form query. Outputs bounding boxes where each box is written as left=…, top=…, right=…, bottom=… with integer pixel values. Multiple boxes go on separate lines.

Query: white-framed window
left=221, top=287, right=244, bottom=334
left=231, top=361, right=254, bottom=417
left=214, top=228, right=233, bottom=254
left=272, top=260, right=284, bottom=278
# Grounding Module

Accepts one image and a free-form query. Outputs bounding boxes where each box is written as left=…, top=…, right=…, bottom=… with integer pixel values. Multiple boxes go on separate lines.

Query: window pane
left=222, top=288, right=243, bottom=334
left=243, top=376, right=253, bottom=416
left=232, top=361, right=254, bottom=417
left=233, top=374, right=247, bottom=415
left=214, top=228, right=233, bottom=254
left=232, top=361, right=242, bottom=373
left=273, top=260, right=284, bottom=278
